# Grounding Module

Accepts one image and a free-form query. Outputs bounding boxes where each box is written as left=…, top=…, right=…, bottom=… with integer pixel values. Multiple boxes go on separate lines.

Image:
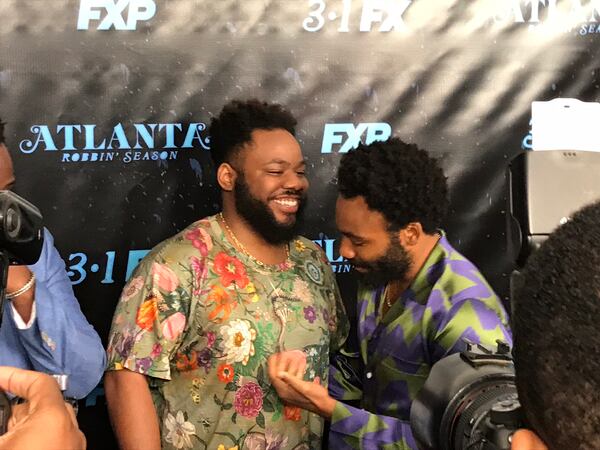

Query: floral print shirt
left=106, top=215, right=348, bottom=450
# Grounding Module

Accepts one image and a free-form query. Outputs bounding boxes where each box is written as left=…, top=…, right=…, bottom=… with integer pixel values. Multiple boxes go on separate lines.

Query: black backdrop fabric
left=2, top=1, right=599, bottom=448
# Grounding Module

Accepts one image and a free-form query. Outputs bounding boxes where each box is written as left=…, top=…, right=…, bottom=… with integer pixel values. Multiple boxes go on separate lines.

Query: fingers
left=278, top=371, right=310, bottom=396
left=0, top=367, right=63, bottom=409
left=267, top=351, right=307, bottom=381
left=511, top=430, right=548, bottom=450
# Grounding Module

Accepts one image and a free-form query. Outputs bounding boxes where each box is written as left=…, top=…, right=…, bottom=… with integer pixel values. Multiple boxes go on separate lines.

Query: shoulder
left=431, top=237, right=496, bottom=299
left=291, top=236, right=332, bottom=269
left=136, top=217, right=218, bottom=275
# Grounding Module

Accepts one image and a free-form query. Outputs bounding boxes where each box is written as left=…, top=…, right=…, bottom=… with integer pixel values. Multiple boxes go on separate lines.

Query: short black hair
left=0, top=117, right=5, bottom=145
left=208, top=99, right=297, bottom=167
left=337, top=137, right=448, bottom=233
left=512, top=201, right=600, bottom=450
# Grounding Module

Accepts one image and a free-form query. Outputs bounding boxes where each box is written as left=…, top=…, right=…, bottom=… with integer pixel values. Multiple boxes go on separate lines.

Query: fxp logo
left=321, top=123, right=392, bottom=153
left=77, top=0, right=156, bottom=30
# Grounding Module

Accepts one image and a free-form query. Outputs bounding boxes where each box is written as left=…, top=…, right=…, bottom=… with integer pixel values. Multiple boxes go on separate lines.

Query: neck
left=391, top=232, right=441, bottom=292
left=219, top=205, right=289, bottom=265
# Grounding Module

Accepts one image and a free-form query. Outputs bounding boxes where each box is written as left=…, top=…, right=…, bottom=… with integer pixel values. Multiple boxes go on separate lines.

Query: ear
left=398, top=222, right=423, bottom=247
left=217, top=163, right=237, bottom=192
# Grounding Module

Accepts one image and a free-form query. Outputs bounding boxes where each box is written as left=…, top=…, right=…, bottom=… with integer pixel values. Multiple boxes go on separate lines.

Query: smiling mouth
left=272, top=197, right=300, bottom=213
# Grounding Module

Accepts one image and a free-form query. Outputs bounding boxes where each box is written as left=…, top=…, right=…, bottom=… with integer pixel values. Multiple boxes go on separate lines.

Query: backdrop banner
left=2, top=0, right=598, bottom=447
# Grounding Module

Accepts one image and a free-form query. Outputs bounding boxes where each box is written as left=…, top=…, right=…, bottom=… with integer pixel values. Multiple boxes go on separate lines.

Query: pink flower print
left=205, top=331, right=216, bottom=348
left=150, top=342, right=163, bottom=358
left=185, top=227, right=213, bottom=256
left=151, top=262, right=179, bottom=293
left=190, top=256, right=208, bottom=295
left=161, top=312, right=187, bottom=341
left=233, top=382, right=263, bottom=418
left=120, top=276, right=144, bottom=302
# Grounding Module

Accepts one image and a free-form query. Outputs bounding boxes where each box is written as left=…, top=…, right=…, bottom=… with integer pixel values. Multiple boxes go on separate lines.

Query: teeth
left=274, top=199, right=298, bottom=207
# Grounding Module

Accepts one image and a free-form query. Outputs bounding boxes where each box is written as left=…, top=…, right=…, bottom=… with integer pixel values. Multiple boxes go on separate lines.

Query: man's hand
left=267, top=351, right=311, bottom=408
left=511, top=430, right=548, bottom=450
left=267, top=351, right=336, bottom=419
left=0, top=366, right=85, bottom=450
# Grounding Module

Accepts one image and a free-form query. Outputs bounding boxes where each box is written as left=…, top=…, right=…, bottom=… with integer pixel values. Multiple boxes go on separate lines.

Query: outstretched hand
left=267, top=351, right=336, bottom=419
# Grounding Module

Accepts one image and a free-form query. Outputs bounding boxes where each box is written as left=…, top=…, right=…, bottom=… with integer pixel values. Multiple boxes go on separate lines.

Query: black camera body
left=410, top=150, right=600, bottom=450
left=0, top=190, right=44, bottom=436
left=410, top=340, right=521, bottom=450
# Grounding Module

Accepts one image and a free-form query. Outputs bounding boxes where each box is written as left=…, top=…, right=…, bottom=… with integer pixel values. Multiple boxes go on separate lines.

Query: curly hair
left=208, top=99, right=296, bottom=167
left=512, top=200, right=600, bottom=450
left=0, top=117, right=5, bottom=145
left=337, top=137, right=448, bottom=233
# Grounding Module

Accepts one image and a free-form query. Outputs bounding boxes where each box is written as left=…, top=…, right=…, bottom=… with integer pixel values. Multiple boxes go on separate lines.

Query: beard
left=352, top=235, right=413, bottom=287
left=233, top=173, right=307, bottom=245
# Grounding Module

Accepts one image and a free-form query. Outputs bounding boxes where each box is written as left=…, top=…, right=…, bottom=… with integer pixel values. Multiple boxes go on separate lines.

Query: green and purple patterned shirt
left=328, top=234, right=511, bottom=449
left=106, top=215, right=348, bottom=450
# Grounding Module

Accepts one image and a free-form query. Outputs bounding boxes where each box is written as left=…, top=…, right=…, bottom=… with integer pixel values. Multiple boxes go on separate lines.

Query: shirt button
left=366, top=372, right=373, bottom=379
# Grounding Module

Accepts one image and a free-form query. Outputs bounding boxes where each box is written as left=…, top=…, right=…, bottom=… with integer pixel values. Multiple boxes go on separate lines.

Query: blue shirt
left=0, top=228, right=105, bottom=399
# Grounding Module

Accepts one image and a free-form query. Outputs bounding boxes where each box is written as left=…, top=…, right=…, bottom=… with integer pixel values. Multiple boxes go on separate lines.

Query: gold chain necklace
left=218, top=212, right=290, bottom=268
left=383, top=281, right=400, bottom=308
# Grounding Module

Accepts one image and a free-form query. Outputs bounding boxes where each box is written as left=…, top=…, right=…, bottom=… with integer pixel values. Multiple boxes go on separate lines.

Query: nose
left=283, top=170, right=308, bottom=191
left=339, top=236, right=355, bottom=260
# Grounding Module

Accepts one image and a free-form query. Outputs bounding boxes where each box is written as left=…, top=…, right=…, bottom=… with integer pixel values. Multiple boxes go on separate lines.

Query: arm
left=104, top=370, right=161, bottom=450
left=429, top=297, right=512, bottom=361
left=275, top=370, right=418, bottom=450
left=10, top=229, right=106, bottom=399
left=105, top=245, right=195, bottom=449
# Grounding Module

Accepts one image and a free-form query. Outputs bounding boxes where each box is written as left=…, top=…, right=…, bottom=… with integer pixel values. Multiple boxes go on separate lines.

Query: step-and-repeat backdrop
left=2, top=0, right=599, bottom=447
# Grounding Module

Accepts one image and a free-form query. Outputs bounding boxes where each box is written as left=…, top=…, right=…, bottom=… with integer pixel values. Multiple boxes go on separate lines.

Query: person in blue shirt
left=0, top=118, right=105, bottom=399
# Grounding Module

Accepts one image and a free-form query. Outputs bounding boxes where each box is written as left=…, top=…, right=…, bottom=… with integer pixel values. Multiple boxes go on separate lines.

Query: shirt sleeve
left=12, top=228, right=106, bottom=399
left=429, top=297, right=512, bottom=361
left=329, top=401, right=417, bottom=449
left=106, top=240, right=195, bottom=381
left=10, top=301, right=36, bottom=329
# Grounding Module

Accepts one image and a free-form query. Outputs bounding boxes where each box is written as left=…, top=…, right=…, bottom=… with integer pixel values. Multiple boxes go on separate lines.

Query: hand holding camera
left=0, top=367, right=85, bottom=450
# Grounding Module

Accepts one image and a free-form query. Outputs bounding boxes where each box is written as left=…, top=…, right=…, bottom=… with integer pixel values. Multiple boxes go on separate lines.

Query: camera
left=0, top=190, right=44, bottom=436
left=410, top=340, right=522, bottom=450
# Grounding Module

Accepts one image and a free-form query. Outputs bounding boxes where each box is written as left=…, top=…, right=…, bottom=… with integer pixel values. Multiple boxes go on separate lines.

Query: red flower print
left=217, top=363, right=234, bottom=383
left=284, top=405, right=302, bottom=422
left=213, top=252, right=249, bottom=288
left=175, top=350, right=198, bottom=372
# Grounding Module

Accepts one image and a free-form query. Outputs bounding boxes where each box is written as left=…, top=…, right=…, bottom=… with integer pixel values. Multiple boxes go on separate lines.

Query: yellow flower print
left=294, top=240, right=307, bottom=252
left=245, top=282, right=259, bottom=303
left=217, top=445, right=238, bottom=450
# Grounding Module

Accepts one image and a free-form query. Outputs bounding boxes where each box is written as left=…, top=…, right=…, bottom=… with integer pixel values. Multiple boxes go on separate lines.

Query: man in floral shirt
left=104, top=99, right=348, bottom=450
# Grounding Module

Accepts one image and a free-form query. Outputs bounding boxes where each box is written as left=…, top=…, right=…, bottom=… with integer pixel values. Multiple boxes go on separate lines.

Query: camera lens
left=4, top=205, right=21, bottom=240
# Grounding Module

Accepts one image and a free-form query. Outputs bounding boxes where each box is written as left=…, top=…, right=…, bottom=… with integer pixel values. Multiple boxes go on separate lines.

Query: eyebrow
left=264, top=159, right=306, bottom=166
left=341, top=231, right=366, bottom=241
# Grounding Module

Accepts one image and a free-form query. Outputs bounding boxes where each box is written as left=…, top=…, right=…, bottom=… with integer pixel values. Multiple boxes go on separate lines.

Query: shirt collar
left=402, top=230, right=450, bottom=305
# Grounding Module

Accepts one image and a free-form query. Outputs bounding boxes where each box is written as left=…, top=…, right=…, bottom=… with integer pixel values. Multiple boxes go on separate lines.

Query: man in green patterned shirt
left=104, top=99, right=348, bottom=450
left=269, top=138, right=511, bottom=449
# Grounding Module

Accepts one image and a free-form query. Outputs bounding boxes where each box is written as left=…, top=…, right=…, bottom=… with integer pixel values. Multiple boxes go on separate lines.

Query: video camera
left=410, top=340, right=520, bottom=450
left=410, top=150, right=600, bottom=449
left=0, top=190, right=44, bottom=436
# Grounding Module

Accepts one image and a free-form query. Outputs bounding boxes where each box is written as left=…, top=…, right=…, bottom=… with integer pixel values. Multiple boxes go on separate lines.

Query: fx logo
left=321, top=123, right=392, bottom=153
left=359, top=0, right=412, bottom=32
left=77, top=0, right=156, bottom=30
